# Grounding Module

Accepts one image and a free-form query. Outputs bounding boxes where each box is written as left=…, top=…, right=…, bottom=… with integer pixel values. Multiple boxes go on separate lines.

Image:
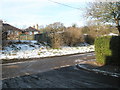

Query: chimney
left=36, top=24, right=38, bottom=30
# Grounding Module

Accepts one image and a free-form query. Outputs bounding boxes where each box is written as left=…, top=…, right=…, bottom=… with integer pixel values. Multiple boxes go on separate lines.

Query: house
left=0, top=20, right=22, bottom=47
left=2, top=23, right=22, bottom=40
left=23, top=26, right=40, bottom=35
left=18, top=26, right=40, bottom=40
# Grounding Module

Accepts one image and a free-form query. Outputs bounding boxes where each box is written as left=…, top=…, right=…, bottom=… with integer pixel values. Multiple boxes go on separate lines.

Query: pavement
left=76, top=63, right=120, bottom=78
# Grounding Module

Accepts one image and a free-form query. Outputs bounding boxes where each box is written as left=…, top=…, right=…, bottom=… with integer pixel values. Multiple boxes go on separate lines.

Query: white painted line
left=68, top=53, right=86, bottom=57
left=60, top=65, right=71, bottom=68
left=2, top=60, right=37, bottom=66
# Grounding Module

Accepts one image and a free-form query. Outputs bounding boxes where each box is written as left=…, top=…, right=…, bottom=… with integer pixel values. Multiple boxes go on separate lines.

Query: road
left=2, top=52, right=95, bottom=79
left=2, top=52, right=120, bottom=88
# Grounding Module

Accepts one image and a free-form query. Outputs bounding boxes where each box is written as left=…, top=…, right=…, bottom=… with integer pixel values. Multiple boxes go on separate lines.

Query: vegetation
left=39, top=22, right=84, bottom=48
left=63, top=27, right=84, bottom=46
left=95, top=36, right=112, bottom=65
left=44, top=22, right=65, bottom=48
left=85, top=2, right=120, bottom=66
left=82, top=21, right=118, bottom=44
left=85, top=2, right=120, bottom=34
left=95, top=36, right=120, bottom=65
left=38, top=21, right=118, bottom=48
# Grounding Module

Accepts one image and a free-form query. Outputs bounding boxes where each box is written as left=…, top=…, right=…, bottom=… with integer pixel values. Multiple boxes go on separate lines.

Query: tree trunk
left=116, top=26, right=120, bottom=35
left=115, top=19, right=120, bottom=35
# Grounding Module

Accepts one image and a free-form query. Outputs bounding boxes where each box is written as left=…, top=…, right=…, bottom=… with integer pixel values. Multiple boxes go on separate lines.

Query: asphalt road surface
left=2, top=52, right=120, bottom=88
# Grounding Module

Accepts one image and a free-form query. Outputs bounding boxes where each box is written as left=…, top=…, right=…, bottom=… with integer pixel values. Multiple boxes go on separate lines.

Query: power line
left=48, top=0, right=82, bottom=10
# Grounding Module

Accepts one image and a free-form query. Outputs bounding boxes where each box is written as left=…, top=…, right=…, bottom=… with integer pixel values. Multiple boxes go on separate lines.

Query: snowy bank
left=0, top=41, right=94, bottom=60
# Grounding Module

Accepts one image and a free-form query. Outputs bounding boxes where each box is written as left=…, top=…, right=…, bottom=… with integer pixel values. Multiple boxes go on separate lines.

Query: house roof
left=24, top=27, right=40, bottom=32
left=3, top=23, right=22, bottom=31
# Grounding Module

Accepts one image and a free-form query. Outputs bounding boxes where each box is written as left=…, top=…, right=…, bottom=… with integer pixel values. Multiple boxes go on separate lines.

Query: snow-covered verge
left=0, top=40, right=94, bottom=60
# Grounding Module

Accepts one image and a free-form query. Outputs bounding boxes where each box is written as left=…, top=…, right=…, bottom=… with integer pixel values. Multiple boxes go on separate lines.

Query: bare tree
left=85, top=2, right=120, bottom=34
left=64, top=27, right=84, bottom=46
left=45, top=22, right=65, bottom=48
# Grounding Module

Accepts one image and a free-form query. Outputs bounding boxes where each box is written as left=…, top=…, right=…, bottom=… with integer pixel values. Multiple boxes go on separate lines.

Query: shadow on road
left=2, top=65, right=120, bottom=88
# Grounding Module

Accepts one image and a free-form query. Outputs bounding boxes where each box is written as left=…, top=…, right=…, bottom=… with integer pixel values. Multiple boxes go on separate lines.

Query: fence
left=19, top=34, right=34, bottom=40
left=34, top=33, right=51, bottom=45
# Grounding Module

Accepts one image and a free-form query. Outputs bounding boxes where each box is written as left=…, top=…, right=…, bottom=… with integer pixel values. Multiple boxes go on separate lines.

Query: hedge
left=95, top=36, right=120, bottom=66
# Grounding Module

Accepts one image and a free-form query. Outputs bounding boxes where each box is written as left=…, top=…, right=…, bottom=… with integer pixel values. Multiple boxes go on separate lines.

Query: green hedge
left=95, top=36, right=120, bottom=65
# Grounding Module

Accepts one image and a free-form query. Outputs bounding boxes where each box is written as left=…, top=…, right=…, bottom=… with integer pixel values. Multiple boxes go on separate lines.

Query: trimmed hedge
left=95, top=36, right=120, bottom=66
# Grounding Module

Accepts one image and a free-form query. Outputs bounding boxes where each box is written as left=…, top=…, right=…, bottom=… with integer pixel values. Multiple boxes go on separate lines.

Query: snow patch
left=104, top=33, right=118, bottom=36
left=0, top=41, right=94, bottom=60
left=108, top=33, right=118, bottom=36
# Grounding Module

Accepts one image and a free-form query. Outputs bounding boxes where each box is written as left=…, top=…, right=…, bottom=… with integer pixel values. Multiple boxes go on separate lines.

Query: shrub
left=84, top=35, right=95, bottom=45
left=63, top=27, right=84, bottom=46
left=50, top=33, right=63, bottom=49
left=81, top=26, right=90, bottom=34
left=95, top=36, right=120, bottom=66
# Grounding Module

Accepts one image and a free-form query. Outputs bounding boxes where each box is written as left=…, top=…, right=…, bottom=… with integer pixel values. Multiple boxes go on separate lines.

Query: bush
left=50, top=33, right=63, bottom=49
left=84, top=35, right=95, bottom=45
left=63, top=27, right=84, bottom=46
left=95, top=36, right=120, bottom=66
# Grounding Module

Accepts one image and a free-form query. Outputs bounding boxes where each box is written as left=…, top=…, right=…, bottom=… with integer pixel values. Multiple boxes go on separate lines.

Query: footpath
left=77, top=60, right=120, bottom=78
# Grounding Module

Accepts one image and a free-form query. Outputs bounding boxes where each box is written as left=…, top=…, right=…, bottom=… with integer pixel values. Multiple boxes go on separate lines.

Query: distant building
left=23, top=26, right=40, bottom=35
left=1, top=20, right=22, bottom=47
left=3, top=23, right=22, bottom=40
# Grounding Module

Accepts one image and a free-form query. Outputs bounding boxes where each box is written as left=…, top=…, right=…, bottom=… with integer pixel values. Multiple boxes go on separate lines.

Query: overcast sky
left=0, top=0, right=95, bottom=28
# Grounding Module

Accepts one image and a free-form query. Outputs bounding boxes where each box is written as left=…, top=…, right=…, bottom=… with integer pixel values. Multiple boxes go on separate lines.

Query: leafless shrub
left=50, top=33, right=63, bottom=48
left=63, top=27, right=84, bottom=46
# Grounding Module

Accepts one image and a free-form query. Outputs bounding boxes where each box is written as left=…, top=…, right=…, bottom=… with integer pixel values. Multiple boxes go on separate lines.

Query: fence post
left=0, top=20, right=2, bottom=50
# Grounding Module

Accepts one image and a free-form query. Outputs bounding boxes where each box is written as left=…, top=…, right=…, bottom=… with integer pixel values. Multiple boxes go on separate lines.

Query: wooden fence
left=19, top=34, right=34, bottom=40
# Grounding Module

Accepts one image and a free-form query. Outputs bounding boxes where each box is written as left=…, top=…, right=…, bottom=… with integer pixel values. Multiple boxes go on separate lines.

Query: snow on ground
left=108, top=33, right=118, bottom=36
left=77, top=64, right=120, bottom=78
left=104, top=33, right=118, bottom=36
left=0, top=40, right=94, bottom=60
